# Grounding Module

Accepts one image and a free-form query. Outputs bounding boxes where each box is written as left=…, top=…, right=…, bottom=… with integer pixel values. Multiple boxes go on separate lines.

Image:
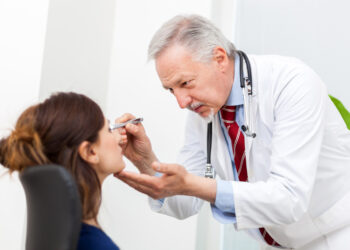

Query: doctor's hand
left=116, top=113, right=157, bottom=175
left=115, top=161, right=217, bottom=203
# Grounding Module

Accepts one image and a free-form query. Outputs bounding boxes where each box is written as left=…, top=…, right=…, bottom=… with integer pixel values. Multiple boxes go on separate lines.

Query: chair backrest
left=19, top=164, right=82, bottom=250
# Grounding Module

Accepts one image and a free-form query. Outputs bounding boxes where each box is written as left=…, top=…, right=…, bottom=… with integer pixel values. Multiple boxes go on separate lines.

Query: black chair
left=19, top=164, right=82, bottom=250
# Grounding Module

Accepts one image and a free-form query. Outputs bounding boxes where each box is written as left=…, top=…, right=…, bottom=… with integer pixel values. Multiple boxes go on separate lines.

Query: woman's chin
left=115, top=162, right=126, bottom=174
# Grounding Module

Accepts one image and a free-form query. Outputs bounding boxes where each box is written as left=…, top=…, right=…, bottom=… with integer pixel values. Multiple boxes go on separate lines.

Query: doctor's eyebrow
left=163, top=80, right=181, bottom=90
left=163, top=76, right=191, bottom=90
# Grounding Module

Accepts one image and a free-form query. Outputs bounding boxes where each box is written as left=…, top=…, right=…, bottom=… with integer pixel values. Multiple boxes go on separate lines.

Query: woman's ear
left=78, top=141, right=99, bottom=165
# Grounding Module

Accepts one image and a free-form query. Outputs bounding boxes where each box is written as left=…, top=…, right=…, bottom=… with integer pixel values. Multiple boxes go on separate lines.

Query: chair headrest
left=20, top=164, right=82, bottom=250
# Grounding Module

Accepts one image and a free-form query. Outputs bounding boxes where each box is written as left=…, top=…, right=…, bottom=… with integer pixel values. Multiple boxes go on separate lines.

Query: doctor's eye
left=169, top=88, right=174, bottom=94
left=181, top=81, right=189, bottom=87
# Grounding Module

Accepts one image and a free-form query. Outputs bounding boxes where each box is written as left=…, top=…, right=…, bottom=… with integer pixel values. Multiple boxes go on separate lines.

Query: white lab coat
left=149, top=55, right=350, bottom=249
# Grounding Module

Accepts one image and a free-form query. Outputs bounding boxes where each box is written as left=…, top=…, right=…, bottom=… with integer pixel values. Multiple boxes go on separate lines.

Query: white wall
left=0, top=0, right=48, bottom=137
left=234, top=0, right=350, bottom=109
left=39, top=0, right=117, bottom=108
left=0, top=1, right=49, bottom=249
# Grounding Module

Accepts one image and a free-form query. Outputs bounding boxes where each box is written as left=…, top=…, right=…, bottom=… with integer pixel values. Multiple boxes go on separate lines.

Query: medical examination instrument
left=109, top=117, right=143, bottom=131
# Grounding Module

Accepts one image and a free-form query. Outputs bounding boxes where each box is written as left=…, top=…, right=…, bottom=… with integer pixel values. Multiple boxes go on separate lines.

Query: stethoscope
left=205, top=51, right=256, bottom=179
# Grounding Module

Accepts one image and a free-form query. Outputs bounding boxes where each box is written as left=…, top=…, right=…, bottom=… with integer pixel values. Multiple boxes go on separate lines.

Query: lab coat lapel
left=244, top=96, right=258, bottom=180
left=212, top=114, right=234, bottom=180
left=244, top=96, right=258, bottom=155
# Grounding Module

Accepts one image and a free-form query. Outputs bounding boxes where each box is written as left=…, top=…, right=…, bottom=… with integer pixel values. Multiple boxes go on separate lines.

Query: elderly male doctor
left=116, top=15, right=350, bottom=249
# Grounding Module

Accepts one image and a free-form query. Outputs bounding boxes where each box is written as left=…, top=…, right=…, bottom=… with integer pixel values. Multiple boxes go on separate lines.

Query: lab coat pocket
left=249, top=135, right=272, bottom=182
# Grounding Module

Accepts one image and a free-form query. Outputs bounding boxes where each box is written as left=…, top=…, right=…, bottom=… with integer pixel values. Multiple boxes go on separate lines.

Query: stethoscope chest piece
left=205, top=163, right=216, bottom=178
left=205, top=121, right=216, bottom=178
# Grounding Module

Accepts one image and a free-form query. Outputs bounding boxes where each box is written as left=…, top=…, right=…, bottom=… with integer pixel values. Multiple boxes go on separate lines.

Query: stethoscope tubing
left=205, top=50, right=255, bottom=178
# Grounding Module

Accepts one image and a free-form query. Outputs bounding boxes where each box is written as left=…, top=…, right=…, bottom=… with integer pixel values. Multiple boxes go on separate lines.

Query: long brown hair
left=0, top=92, right=105, bottom=221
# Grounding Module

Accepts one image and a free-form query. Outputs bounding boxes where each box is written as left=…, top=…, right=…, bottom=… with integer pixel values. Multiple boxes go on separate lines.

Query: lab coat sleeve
left=233, top=64, right=327, bottom=229
left=148, top=112, right=206, bottom=219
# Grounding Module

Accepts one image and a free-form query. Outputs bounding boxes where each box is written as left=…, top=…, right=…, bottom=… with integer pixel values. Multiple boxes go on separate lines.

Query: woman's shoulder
left=77, top=223, right=120, bottom=250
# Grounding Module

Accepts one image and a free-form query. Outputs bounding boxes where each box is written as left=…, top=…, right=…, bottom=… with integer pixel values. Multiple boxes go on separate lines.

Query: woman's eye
left=169, top=88, right=174, bottom=94
left=182, top=81, right=188, bottom=86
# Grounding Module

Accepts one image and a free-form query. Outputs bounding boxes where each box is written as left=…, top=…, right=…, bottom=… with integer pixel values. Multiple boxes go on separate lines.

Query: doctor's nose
left=174, top=90, right=191, bottom=109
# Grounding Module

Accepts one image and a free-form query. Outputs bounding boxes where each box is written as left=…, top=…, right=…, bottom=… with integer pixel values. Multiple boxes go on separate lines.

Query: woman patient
left=0, top=92, right=123, bottom=250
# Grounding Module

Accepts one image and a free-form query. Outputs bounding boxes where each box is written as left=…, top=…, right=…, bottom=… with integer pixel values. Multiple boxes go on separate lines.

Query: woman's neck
left=83, top=218, right=99, bottom=228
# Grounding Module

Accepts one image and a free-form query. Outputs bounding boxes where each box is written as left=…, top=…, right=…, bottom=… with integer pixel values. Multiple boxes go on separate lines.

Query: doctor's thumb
left=151, top=161, right=177, bottom=174
left=151, top=161, right=162, bottom=172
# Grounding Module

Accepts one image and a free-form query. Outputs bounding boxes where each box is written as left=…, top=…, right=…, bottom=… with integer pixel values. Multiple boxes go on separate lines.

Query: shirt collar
left=225, top=53, right=244, bottom=106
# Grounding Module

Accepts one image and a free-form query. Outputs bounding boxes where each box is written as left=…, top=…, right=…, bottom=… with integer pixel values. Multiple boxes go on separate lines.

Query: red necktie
left=221, top=105, right=281, bottom=247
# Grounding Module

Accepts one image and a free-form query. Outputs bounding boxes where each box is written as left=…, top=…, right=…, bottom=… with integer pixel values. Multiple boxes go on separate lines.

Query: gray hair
left=148, top=14, right=236, bottom=62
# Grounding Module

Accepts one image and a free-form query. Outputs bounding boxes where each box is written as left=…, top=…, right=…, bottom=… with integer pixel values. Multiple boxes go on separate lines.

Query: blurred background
left=1, top=0, right=349, bottom=249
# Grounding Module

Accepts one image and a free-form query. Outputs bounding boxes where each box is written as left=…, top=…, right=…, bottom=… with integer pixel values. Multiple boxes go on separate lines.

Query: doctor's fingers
left=119, top=134, right=128, bottom=145
left=118, top=176, right=161, bottom=199
left=116, top=171, right=169, bottom=193
left=116, top=172, right=164, bottom=199
left=123, top=122, right=149, bottom=142
left=114, top=113, right=135, bottom=136
left=152, top=162, right=185, bottom=175
left=116, top=171, right=160, bottom=187
left=114, top=114, right=146, bottom=137
left=115, top=113, right=136, bottom=124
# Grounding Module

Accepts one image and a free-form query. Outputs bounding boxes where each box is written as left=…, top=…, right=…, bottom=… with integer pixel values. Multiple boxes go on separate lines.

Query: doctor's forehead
left=156, top=45, right=196, bottom=70
left=157, top=49, right=199, bottom=82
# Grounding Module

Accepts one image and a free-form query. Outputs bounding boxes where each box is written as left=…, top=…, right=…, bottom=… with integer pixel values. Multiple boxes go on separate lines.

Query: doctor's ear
left=78, top=141, right=99, bottom=165
left=212, top=46, right=229, bottom=70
